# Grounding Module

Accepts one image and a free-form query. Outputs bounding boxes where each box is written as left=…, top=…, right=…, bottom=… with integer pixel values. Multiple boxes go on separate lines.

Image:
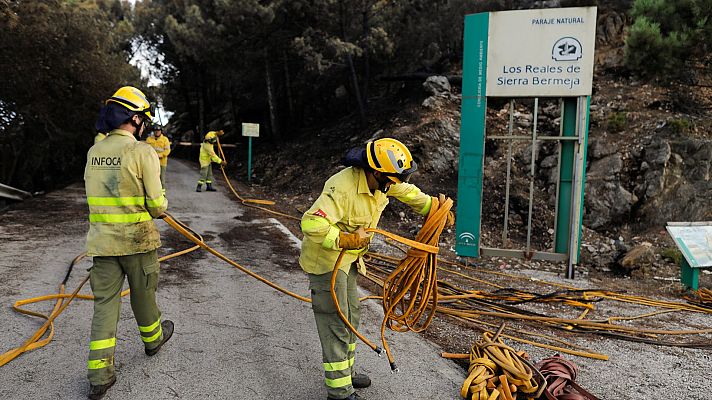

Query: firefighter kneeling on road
left=196, top=130, right=226, bottom=192
left=84, top=86, right=173, bottom=400
left=300, top=138, right=452, bottom=400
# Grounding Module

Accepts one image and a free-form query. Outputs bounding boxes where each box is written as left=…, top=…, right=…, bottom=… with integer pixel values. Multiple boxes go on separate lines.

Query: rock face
left=634, top=137, right=712, bottom=226
left=413, top=118, right=460, bottom=175
left=422, top=76, right=457, bottom=109
left=423, top=76, right=452, bottom=97
left=583, top=134, right=711, bottom=231
left=584, top=138, right=638, bottom=229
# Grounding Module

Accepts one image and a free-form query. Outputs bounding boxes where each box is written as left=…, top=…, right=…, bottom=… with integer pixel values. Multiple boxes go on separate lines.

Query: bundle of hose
left=458, top=330, right=543, bottom=400
left=379, top=194, right=453, bottom=370
left=535, top=355, right=600, bottom=400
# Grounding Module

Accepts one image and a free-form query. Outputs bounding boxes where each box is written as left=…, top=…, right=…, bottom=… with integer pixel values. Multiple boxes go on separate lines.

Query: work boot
left=145, top=320, right=174, bottom=356
left=327, top=393, right=362, bottom=400
left=206, top=183, right=217, bottom=192
left=196, top=183, right=202, bottom=192
left=88, top=376, right=116, bottom=400
left=352, top=372, right=371, bottom=388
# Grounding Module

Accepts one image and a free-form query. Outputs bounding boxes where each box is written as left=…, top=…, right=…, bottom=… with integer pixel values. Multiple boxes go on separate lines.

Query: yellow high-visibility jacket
left=199, top=142, right=222, bottom=168
left=299, top=166, right=432, bottom=275
left=94, top=132, right=106, bottom=144
left=84, top=129, right=168, bottom=257
left=146, top=135, right=171, bottom=167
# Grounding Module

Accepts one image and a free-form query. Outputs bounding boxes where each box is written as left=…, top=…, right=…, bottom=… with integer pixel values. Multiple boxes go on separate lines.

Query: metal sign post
left=456, top=7, right=597, bottom=277
left=241, top=123, right=260, bottom=183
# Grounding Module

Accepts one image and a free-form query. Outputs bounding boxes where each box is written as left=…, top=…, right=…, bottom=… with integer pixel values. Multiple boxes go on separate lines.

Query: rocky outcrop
left=634, top=137, right=712, bottom=226
left=584, top=137, right=638, bottom=229
left=422, top=76, right=457, bottom=109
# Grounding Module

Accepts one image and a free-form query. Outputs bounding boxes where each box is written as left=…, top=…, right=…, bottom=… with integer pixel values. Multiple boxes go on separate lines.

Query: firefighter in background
left=85, top=86, right=173, bottom=400
left=196, top=130, right=226, bottom=192
left=299, top=138, right=453, bottom=400
left=146, top=123, right=171, bottom=195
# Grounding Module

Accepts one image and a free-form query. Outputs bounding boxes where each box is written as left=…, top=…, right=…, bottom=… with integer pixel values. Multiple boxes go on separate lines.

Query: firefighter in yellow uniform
left=84, top=86, right=173, bottom=400
left=196, top=130, right=225, bottom=192
left=145, top=124, right=171, bottom=195
left=300, top=138, right=440, bottom=400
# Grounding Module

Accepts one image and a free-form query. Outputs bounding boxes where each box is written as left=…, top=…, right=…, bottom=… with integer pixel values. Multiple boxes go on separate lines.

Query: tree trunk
left=340, top=1, right=366, bottom=125
left=230, top=82, right=239, bottom=137
left=282, top=50, right=294, bottom=125
left=264, top=49, right=279, bottom=140
left=198, top=68, right=206, bottom=137
left=361, top=5, right=370, bottom=109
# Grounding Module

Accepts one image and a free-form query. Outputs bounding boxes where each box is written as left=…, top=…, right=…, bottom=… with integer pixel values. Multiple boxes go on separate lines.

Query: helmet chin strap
left=130, top=116, right=148, bottom=139
left=376, top=174, right=392, bottom=192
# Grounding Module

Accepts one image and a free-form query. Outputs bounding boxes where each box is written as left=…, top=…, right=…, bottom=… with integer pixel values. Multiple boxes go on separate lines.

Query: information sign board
left=486, top=7, right=597, bottom=97
left=242, top=123, right=260, bottom=137
left=666, top=224, right=712, bottom=268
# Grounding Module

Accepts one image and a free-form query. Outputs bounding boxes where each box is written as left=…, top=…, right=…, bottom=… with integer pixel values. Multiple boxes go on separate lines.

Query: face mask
left=376, top=174, right=392, bottom=192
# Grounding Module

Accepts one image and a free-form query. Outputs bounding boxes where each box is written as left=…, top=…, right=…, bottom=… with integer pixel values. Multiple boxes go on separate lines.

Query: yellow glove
left=446, top=211, right=455, bottom=227
left=338, top=227, right=370, bottom=250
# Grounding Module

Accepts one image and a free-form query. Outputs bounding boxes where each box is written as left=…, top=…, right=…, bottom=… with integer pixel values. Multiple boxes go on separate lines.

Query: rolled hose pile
left=445, top=325, right=545, bottom=400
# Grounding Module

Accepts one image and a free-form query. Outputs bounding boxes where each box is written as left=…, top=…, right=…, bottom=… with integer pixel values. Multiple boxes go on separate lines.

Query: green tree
left=625, top=0, right=712, bottom=77
left=0, top=0, right=140, bottom=191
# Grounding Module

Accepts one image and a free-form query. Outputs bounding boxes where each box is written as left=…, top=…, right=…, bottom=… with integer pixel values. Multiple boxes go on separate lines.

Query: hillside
left=228, top=59, right=712, bottom=285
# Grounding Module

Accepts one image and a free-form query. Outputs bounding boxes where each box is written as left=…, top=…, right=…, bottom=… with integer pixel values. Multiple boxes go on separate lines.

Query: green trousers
left=198, top=165, right=213, bottom=185
left=308, top=263, right=360, bottom=399
left=159, top=165, right=167, bottom=192
left=87, top=250, right=165, bottom=385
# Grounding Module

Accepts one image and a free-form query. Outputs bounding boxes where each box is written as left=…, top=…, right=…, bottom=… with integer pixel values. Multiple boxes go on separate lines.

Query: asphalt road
left=0, top=159, right=463, bottom=400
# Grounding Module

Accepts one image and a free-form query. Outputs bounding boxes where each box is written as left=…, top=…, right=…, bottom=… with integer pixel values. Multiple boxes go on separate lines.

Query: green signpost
left=456, top=7, right=597, bottom=278
left=242, top=123, right=260, bottom=183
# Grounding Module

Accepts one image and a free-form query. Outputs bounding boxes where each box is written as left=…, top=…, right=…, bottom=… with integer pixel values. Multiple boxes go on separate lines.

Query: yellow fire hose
left=1, top=169, right=449, bottom=373
left=5, top=137, right=711, bottom=373
left=330, top=194, right=453, bottom=371
left=443, top=324, right=546, bottom=400
left=0, top=219, right=202, bottom=367
left=215, top=136, right=300, bottom=221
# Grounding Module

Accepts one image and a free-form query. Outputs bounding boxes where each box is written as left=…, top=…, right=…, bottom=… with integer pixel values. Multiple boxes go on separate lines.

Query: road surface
left=0, top=159, right=463, bottom=399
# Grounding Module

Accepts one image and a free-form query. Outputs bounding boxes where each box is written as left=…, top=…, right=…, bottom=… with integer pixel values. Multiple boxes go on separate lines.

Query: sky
left=126, top=0, right=173, bottom=124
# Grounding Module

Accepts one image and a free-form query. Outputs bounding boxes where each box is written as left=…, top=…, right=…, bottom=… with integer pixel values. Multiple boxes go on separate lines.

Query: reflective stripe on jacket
left=199, top=142, right=222, bottom=168
left=299, top=166, right=432, bottom=275
left=84, top=129, right=168, bottom=256
left=145, top=135, right=171, bottom=166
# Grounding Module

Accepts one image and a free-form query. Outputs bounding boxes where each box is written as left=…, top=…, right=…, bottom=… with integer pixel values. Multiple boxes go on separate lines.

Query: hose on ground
left=0, top=221, right=202, bottom=367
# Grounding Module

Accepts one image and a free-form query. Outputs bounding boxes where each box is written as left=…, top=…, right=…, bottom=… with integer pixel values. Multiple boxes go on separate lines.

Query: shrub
left=660, top=247, right=683, bottom=265
left=608, top=112, right=627, bottom=133
left=668, top=118, right=692, bottom=134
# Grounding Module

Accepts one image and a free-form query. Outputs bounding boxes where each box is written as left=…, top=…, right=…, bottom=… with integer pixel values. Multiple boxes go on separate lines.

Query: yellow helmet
left=204, top=131, right=218, bottom=142
left=366, top=138, right=417, bottom=183
left=106, top=86, right=153, bottom=120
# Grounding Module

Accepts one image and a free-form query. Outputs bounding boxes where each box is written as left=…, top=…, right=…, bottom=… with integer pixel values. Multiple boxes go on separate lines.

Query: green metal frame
left=455, top=12, right=489, bottom=257
left=456, top=12, right=591, bottom=273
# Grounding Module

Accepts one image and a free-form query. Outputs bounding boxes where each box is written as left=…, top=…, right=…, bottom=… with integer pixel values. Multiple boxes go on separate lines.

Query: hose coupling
left=375, top=346, right=383, bottom=357
left=390, top=362, right=399, bottom=373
